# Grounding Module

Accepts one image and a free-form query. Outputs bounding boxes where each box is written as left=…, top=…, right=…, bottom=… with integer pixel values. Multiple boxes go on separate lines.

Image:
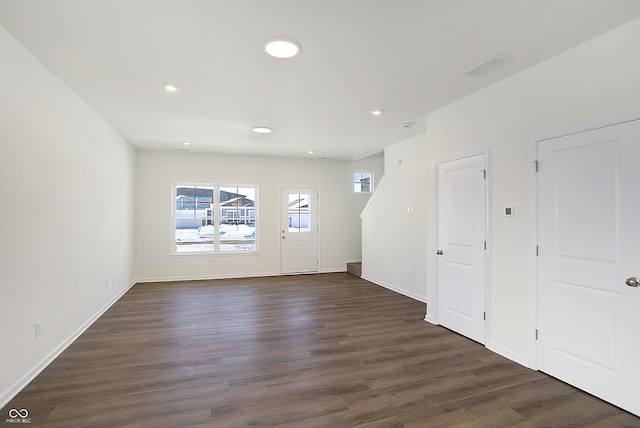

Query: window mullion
left=213, top=185, right=221, bottom=252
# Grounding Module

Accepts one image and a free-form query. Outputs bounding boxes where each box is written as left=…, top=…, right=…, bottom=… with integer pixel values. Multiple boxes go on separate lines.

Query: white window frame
left=172, top=183, right=258, bottom=255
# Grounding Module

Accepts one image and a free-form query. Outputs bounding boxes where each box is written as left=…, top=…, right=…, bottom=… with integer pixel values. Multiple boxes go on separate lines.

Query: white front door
left=280, top=187, right=318, bottom=274
left=537, top=119, right=640, bottom=416
left=437, top=154, right=487, bottom=344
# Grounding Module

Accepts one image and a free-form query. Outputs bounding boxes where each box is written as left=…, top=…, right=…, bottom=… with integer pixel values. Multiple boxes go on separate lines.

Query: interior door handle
left=436, top=250, right=444, bottom=255
left=626, top=277, right=639, bottom=287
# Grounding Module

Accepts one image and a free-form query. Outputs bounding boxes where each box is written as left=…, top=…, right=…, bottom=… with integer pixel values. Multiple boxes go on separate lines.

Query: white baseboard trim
left=319, top=268, right=348, bottom=274
left=345, top=259, right=362, bottom=264
left=136, top=270, right=356, bottom=284
left=486, top=341, right=535, bottom=370
left=424, top=313, right=438, bottom=325
left=361, top=274, right=427, bottom=303
left=134, top=271, right=281, bottom=283
left=0, top=280, right=136, bottom=409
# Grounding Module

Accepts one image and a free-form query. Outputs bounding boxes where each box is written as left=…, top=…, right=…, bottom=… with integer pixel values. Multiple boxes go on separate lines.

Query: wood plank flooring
left=3, top=273, right=639, bottom=427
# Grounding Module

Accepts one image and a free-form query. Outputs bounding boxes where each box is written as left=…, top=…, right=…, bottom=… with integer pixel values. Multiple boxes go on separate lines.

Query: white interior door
left=437, top=154, right=487, bottom=344
left=280, top=187, right=318, bottom=274
left=537, top=120, right=640, bottom=416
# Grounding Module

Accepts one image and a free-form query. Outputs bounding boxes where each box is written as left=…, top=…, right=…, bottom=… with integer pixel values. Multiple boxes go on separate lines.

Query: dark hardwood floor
left=3, top=273, right=639, bottom=427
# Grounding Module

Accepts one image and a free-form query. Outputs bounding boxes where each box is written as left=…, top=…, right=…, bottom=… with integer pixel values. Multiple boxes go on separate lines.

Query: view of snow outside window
left=354, top=172, right=372, bottom=193
left=288, top=193, right=311, bottom=233
left=175, top=185, right=256, bottom=253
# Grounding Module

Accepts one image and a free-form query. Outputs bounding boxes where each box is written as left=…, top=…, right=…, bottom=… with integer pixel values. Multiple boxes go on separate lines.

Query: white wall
left=6, top=9, right=638, bottom=408
left=134, top=150, right=383, bottom=281
left=361, top=134, right=428, bottom=302
left=350, top=151, right=385, bottom=262
left=362, top=17, right=640, bottom=367
left=0, top=26, right=136, bottom=406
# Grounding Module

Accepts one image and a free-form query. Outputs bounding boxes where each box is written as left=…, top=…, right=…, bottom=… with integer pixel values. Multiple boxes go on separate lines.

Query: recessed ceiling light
left=370, top=108, right=384, bottom=116
left=164, top=84, right=180, bottom=92
left=308, top=151, right=315, bottom=155
left=253, top=126, right=273, bottom=134
left=183, top=141, right=191, bottom=146
left=264, top=40, right=301, bottom=59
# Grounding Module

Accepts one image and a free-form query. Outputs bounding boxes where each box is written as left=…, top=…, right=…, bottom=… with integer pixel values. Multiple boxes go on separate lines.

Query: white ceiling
left=2, top=1, right=640, bottom=160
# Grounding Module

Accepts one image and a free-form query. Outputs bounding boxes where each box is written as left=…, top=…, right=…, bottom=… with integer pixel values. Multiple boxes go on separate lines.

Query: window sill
left=170, top=250, right=260, bottom=257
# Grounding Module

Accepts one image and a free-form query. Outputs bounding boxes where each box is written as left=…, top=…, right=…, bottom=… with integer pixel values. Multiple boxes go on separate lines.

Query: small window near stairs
left=354, top=172, right=373, bottom=193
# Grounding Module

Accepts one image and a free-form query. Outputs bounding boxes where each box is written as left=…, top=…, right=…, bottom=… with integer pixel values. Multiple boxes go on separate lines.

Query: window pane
left=219, top=186, right=256, bottom=252
left=288, top=193, right=311, bottom=233
left=354, top=172, right=372, bottom=193
left=175, top=186, right=215, bottom=253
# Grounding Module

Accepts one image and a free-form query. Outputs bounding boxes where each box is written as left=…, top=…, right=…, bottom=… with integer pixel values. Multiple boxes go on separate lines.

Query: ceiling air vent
left=464, top=54, right=513, bottom=77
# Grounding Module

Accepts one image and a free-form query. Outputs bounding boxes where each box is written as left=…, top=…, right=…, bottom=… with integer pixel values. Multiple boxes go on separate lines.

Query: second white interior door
left=537, top=120, right=640, bottom=416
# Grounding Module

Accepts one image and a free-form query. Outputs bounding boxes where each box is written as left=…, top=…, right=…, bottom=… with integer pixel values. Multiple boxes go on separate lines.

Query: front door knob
left=625, top=277, right=639, bottom=287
